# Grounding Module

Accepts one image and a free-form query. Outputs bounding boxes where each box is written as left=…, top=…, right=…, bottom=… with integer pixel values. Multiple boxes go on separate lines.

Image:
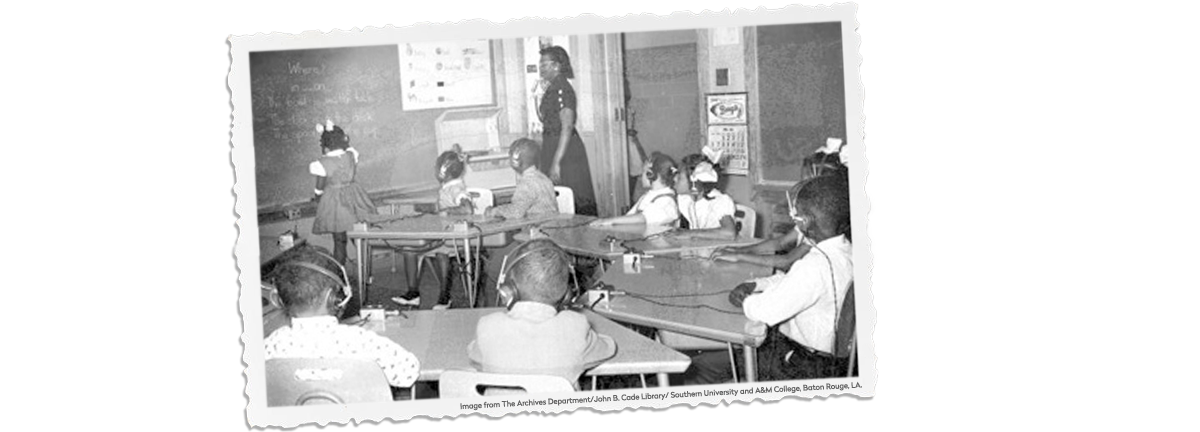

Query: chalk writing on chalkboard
left=250, top=45, right=440, bottom=210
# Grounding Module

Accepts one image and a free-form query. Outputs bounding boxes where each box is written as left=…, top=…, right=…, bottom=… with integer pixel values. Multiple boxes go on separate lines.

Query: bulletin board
left=399, top=40, right=495, bottom=111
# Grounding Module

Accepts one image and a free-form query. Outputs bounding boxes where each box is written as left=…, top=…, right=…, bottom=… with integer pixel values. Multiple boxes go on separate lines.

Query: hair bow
left=701, top=145, right=724, bottom=164
left=818, top=138, right=845, bottom=155
left=316, top=119, right=338, bottom=134
left=690, top=162, right=719, bottom=183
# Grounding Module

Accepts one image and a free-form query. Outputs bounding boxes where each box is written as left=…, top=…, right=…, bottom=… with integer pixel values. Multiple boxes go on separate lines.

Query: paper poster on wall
left=707, top=124, right=749, bottom=175
left=706, top=92, right=748, bottom=125
left=399, top=40, right=494, bottom=110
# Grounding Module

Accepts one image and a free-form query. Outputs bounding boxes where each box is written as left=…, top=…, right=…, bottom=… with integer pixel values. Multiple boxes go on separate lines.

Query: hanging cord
left=803, top=238, right=841, bottom=350
left=621, top=293, right=746, bottom=315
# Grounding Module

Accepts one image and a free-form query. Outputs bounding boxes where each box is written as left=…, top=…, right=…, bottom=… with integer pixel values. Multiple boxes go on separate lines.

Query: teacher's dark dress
left=539, top=75, right=598, bottom=216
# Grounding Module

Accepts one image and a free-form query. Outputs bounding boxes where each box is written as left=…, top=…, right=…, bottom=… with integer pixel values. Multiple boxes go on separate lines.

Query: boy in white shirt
left=687, top=174, right=853, bottom=383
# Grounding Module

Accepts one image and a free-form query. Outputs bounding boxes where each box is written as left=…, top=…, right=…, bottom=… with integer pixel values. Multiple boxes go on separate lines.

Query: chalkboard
left=754, top=22, right=845, bottom=185
left=250, top=45, right=443, bottom=210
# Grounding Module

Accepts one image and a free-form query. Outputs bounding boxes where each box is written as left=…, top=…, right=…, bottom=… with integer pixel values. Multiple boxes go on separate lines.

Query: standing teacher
left=536, top=46, right=598, bottom=216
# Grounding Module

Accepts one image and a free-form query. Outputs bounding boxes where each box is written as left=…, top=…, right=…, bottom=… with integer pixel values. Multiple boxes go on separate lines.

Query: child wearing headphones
left=687, top=174, right=854, bottom=383
left=468, top=239, right=616, bottom=389
left=393, top=144, right=475, bottom=308
left=263, top=246, right=420, bottom=389
left=485, top=138, right=559, bottom=220
left=672, top=147, right=737, bottom=240
left=433, top=144, right=475, bottom=216
left=310, top=120, right=377, bottom=265
left=711, top=144, right=848, bottom=270
left=589, top=152, right=680, bottom=227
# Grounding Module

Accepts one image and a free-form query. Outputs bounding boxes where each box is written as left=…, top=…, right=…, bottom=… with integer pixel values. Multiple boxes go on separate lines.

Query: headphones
left=274, top=249, right=353, bottom=312
left=786, top=188, right=812, bottom=238
left=786, top=186, right=842, bottom=348
left=495, top=240, right=577, bottom=311
left=510, top=145, right=533, bottom=170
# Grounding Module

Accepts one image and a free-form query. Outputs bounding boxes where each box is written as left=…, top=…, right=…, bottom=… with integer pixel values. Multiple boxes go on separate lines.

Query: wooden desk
left=595, top=258, right=773, bottom=381
left=533, top=217, right=758, bottom=260
left=370, top=308, right=690, bottom=390
left=347, top=213, right=573, bottom=303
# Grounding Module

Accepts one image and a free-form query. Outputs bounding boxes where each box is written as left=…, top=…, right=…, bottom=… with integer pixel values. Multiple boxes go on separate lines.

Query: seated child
left=264, top=247, right=420, bottom=389
left=712, top=144, right=848, bottom=270
left=687, top=174, right=853, bottom=383
left=468, top=239, right=616, bottom=389
left=672, top=148, right=737, bottom=240
left=485, top=138, right=559, bottom=219
left=435, top=144, right=475, bottom=216
left=393, top=145, right=473, bottom=308
left=589, top=152, right=680, bottom=227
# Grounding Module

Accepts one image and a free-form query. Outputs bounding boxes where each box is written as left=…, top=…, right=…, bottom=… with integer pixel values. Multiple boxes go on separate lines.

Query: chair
left=265, top=358, right=393, bottom=406
left=466, top=187, right=494, bottom=216
left=554, top=186, right=575, bottom=214
left=734, top=204, right=757, bottom=239
left=438, top=370, right=575, bottom=398
left=834, top=284, right=857, bottom=377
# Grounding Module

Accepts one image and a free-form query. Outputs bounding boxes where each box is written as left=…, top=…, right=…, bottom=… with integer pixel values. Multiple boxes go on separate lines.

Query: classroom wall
left=623, top=31, right=701, bottom=168
left=696, top=29, right=757, bottom=235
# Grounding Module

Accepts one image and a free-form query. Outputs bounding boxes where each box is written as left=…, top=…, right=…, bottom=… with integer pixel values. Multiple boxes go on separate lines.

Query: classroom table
left=594, top=257, right=774, bottom=382
left=348, top=213, right=573, bottom=305
left=531, top=216, right=759, bottom=260
left=367, top=308, right=691, bottom=391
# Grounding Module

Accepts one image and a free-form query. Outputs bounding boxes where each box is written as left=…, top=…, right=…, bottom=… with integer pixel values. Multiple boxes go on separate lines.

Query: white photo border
left=230, top=3, right=872, bottom=427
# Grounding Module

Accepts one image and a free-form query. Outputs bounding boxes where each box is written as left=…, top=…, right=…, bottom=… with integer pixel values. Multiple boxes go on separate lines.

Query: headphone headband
left=496, top=240, right=574, bottom=310
left=276, top=252, right=352, bottom=309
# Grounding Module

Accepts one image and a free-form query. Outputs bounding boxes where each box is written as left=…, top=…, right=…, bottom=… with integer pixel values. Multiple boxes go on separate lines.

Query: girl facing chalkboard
left=310, top=120, right=376, bottom=265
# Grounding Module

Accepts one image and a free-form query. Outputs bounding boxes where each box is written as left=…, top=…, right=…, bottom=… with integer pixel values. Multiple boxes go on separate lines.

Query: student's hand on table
left=711, top=250, right=742, bottom=263
left=728, top=282, right=757, bottom=308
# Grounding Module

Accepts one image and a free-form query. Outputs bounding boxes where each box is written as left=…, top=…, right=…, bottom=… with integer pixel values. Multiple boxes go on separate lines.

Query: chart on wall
left=399, top=40, right=494, bottom=110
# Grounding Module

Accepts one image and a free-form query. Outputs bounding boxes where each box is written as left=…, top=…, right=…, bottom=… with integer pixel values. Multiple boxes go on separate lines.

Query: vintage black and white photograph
left=231, top=4, right=871, bottom=426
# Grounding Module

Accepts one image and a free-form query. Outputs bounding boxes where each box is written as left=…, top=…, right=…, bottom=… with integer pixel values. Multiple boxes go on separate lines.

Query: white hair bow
left=701, top=145, right=724, bottom=164
left=691, top=162, right=719, bottom=183
left=316, top=119, right=336, bottom=134
left=818, top=137, right=845, bottom=155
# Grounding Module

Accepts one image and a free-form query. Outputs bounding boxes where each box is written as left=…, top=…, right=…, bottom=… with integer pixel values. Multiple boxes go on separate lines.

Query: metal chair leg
left=727, top=343, right=739, bottom=383
left=847, top=332, right=857, bottom=378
